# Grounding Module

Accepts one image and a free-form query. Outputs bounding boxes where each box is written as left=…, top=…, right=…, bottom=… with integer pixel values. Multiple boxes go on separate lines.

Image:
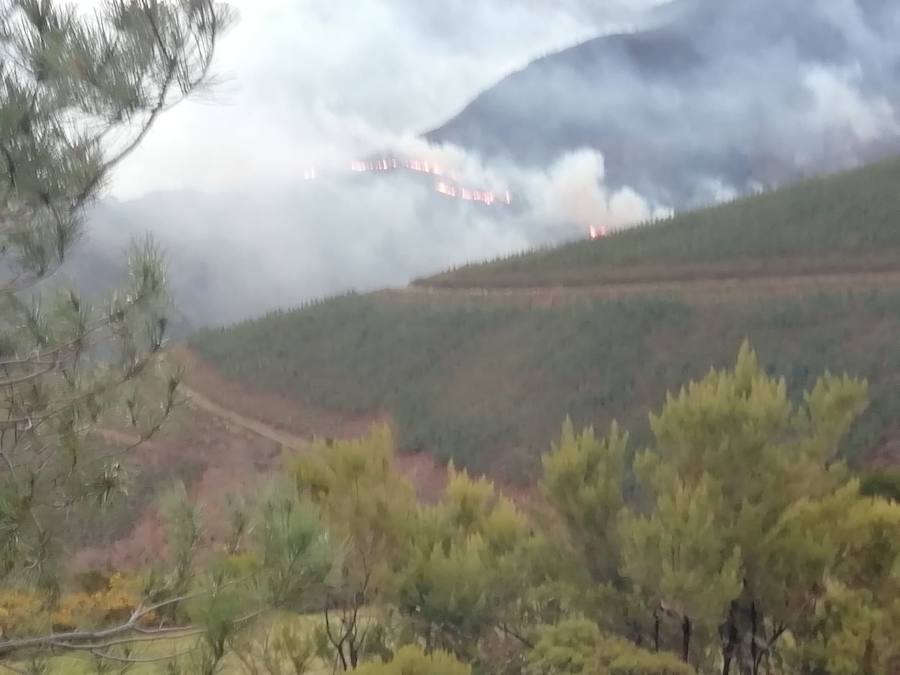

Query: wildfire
left=589, top=225, right=609, bottom=239
left=305, top=156, right=512, bottom=207
left=435, top=180, right=512, bottom=206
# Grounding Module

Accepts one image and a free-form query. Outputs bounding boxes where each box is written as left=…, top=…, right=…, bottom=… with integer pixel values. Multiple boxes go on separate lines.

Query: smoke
left=534, top=151, right=672, bottom=230
left=77, top=139, right=664, bottom=326
left=802, top=66, right=898, bottom=143
left=69, top=0, right=900, bottom=328
left=428, top=0, right=900, bottom=207
left=107, top=0, right=663, bottom=200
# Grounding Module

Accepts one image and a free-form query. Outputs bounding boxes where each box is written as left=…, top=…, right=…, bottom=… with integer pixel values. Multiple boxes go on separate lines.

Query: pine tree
left=539, top=421, right=650, bottom=642
left=0, top=0, right=242, bottom=662
left=619, top=475, right=741, bottom=664
left=627, top=341, right=875, bottom=672
left=290, top=426, right=417, bottom=670
left=538, top=342, right=900, bottom=674
left=541, top=420, right=628, bottom=586
left=396, top=466, right=533, bottom=664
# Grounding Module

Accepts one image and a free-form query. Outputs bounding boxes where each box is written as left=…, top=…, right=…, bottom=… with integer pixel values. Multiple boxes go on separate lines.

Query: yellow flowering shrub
left=52, top=573, right=142, bottom=630
left=0, top=573, right=146, bottom=635
left=0, top=590, right=48, bottom=637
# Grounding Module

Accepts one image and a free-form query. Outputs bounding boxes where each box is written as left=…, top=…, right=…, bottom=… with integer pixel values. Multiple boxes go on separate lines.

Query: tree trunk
left=349, top=639, right=359, bottom=669
left=654, top=611, right=661, bottom=652
left=750, top=602, right=759, bottom=675
left=721, top=602, right=739, bottom=675
left=682, top=615, right=692, bottom=664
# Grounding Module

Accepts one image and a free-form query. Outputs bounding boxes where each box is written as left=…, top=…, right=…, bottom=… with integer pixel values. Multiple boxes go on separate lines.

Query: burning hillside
left=305, top=155, right=513, bottom=207
left=304, top=154, right=622, bottom=239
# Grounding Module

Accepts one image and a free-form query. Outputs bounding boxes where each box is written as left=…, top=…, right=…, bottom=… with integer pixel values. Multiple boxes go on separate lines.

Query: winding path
left=177, top=383, right=310, bottom=451
left=96, top=384, right=310, bottom=452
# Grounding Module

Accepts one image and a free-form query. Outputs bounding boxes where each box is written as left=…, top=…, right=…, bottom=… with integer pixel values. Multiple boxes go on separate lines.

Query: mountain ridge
left=426, top=0, right=900, bottom=209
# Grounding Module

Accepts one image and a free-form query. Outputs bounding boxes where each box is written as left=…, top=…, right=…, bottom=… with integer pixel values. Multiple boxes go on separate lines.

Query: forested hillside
left=420, top=155, right=900, bottom=289
left=190, top=158, right=900, bottom=480
left=190, top=289, right=900, bottom=479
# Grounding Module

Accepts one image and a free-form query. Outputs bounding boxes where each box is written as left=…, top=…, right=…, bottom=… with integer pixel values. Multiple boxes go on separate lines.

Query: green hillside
left=190, top=290, right=900, bottom=479
left=190, top=158, right=900, bottom=480
left=420, top=156, right=900, bottom=288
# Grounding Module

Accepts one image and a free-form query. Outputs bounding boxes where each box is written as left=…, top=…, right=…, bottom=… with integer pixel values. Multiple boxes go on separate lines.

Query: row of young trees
left=276, top=343, right=899, bottom=675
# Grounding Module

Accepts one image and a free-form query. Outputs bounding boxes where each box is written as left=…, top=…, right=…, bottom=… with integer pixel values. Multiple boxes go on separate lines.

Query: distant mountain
left=427, top=0, right=900, bottom=208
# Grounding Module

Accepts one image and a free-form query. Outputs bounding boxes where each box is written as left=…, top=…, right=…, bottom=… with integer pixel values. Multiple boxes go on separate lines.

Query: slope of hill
left=188, top=159, right=900, bottom=481
left=420, top=156, right=900, bottom=288
left=426, top=0, right=900, bottom=208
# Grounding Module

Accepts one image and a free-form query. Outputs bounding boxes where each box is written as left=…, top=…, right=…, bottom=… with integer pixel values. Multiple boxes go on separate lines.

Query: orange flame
left=306, top=155, right=512, bottom=207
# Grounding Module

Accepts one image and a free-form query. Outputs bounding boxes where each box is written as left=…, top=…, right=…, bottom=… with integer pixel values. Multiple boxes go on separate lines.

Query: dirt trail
left=96, top=388, right=310, bottom=452
left=178, top=383, right=311, bottom=451
left=175, top=380, right=452, bottom=502
left=401, top=268, right=900, bottom=305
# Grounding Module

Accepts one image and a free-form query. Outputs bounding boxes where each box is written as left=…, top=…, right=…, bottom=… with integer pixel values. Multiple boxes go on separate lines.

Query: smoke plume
left=69, top=0, right=900, bottom=327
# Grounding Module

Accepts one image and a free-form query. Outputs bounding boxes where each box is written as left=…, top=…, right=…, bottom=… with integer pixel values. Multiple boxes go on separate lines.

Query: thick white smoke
left=533, top=150, right=672, bottom=231
left=290, top=122, right=671, bottom=238
left=77, top=127, right=668, bottom=327
left=802, top=66, right=898, bottom=143
left=71, top=0, right=900, bottom=328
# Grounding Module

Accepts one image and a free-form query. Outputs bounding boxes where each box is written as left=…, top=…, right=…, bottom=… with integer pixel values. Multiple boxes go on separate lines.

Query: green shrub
left=526, top=619, right=693, bottom=675
left=860, top=469, right=900, bottom=502
left=355, top=646, right=471, bottom=675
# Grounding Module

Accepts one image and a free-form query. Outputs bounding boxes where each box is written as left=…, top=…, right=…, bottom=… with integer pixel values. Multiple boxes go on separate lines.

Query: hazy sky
left=74, top=0, right=679, bottom=326
left=110, top=0, right=665, bottom=199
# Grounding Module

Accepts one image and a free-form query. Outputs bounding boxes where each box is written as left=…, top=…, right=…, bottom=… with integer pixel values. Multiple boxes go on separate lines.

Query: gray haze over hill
left=429, top=0, right=900, bottom=207
left=74, top=0, right=900, bottom=327
left=73, top=179, right=535, bottom=327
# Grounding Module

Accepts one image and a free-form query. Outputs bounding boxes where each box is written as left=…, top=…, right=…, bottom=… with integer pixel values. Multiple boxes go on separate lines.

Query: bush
left=860, top=469, right=900, bottom=502
left=355, top=646, right=471, bottom=675
left=526, top=620, right=693, bottom=675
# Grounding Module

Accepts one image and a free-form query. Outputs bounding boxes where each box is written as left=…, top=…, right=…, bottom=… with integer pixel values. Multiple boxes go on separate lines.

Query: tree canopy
left=0, top=0, right=244, bottom=665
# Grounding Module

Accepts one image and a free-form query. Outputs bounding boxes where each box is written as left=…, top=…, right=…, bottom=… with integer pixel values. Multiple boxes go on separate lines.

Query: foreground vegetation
left=295, top=347, right=900, bottom=673
left=420, top=155, right=900, bottom=288
left=191, top=288, right=900, bottom=477
left=6, top=344, right=899, bottom=674
left=0, top=0, right=238, bottom=667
